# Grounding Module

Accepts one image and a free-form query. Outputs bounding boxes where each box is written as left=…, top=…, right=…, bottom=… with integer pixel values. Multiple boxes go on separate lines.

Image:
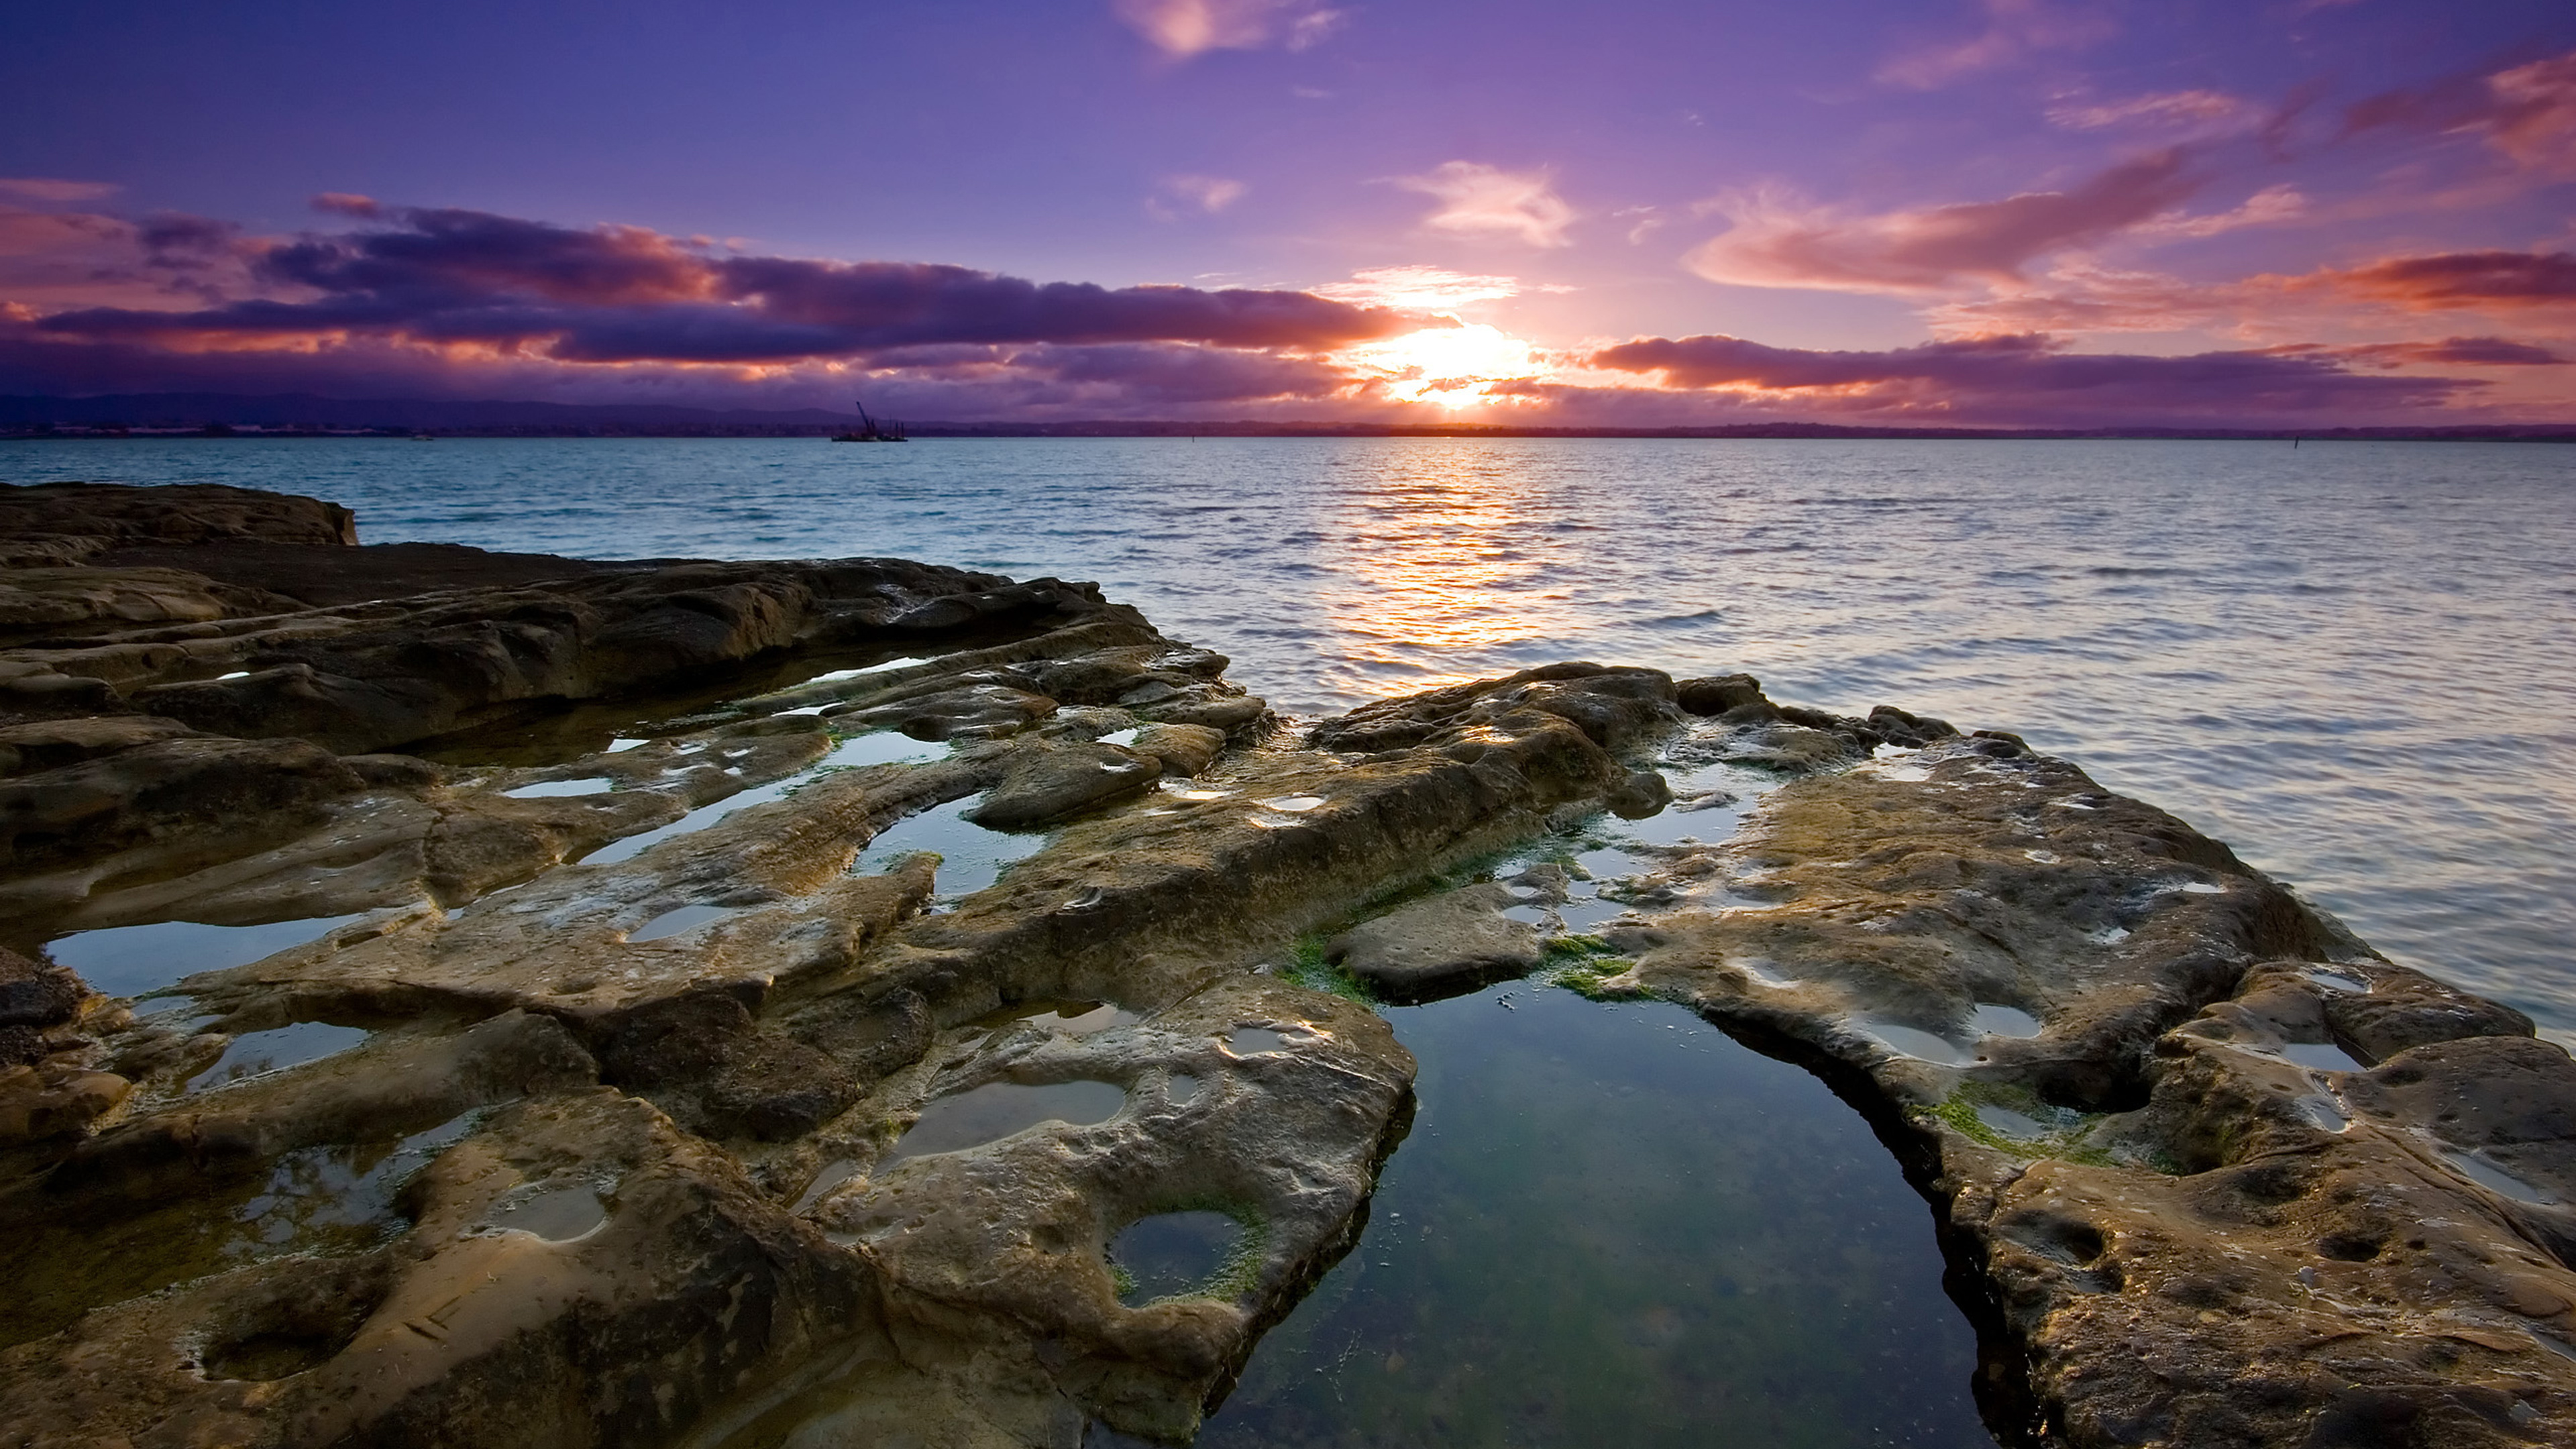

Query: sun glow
left=1337, top=323, right=1547, bottom=408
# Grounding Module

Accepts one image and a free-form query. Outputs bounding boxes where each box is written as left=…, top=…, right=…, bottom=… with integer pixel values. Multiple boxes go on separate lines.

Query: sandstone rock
left=0, top=566, right=306, bottom=647
left=1131, top=721, right=1225, bottom=777
left=0, top=481, right=357, bottom=555
left=1676, top=672, right=1765, bottom=716
left=965, top=737, right=1160, bottom=830
left=1326, top=882, right=1542, bottom=1004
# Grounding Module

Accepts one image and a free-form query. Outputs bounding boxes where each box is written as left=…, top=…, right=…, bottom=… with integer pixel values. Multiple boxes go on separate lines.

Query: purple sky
left=3, top=0, right=2572, bottom=425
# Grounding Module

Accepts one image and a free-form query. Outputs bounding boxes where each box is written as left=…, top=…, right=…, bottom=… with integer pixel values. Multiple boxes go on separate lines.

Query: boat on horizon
left=832, top=399, right=907, bottom=443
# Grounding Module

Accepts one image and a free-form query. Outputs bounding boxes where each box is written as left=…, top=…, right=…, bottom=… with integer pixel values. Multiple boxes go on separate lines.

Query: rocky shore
left=2, top=480, right=2570, bottom=1448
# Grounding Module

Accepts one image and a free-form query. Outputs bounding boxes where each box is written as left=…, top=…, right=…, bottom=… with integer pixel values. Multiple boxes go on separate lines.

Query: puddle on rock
left=1258, top=795, right=1326, bottom=813
left=792, top=1159, right=867, bottom=1214
left=1857, top=1020, right=1977, bottom=1067
left=2304, top=968, right=2370, bottom=994
left=2280, top=1041, right=2367, bottom=1073
left=1096, top=728, right=1140, bottom=747
left=1197, top=985, right=1995, bottom=1448
left=1228, top=1027, right=1291, bottom=1055
left=186, top=1021, right=371, bottom=1093
left=1969, top=1004, right=2044, bottom=1039
left=859, top=794, right=1049, bottom=900
left=808, top=657, right=927, bottom=684
left=0, top=1110, right=480, bottom=1351
left=973, top=1000, right=1139, bottom=1039
left=480, top=1185, right=609, bottom=1243
left=2296, top=1095, right=2352, bottom=1132
left=45, top=914, right=371, bottom=997
left=1111, top=1211, right=1247, bottom=1305
left=629, top=903, right=741, bottom=943
left=1166, top=1073, right=1203, bottom=1106
left=881, top=1080, right=1128, bottom=1165
left=587, top=732, right=946, bottom=865
left=1972, top=1104, right=2054, bottom=1139
left=501, top=776, right=614, bottom=798
left=2441, top=1150, right=2561, bottom=1205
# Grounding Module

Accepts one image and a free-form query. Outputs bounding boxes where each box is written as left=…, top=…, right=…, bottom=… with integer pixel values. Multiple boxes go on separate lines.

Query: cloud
left=1876, top=0, right=2114, bottom=91
left=2344, top=48, right=2576, bottom=176
left=23, top=202, right=1411, bottom=364
left=0, top=203, right=263, bottom=311
left=1113, top=0, right=1342, bottom=58
left=2292, top=337, right=2568, bottom=368
left=1148, top=174, right=1247, bottom=220
left=1586, top=330, right=2485, bottom=422
left=1685, top=151, right=2199, bottom=294
left=0, top=178, right=122, bottom=203
left=2298, top=249, right=2576, bottom=311
left=2129, top=183, right=2306, bottom=240
left=1312, top=265, right=1543, bottom=309
left=1927, top=246, right=2576, bottom=339
left=2047, top=89, right=2261, bottom=136
left=1393, top=162, right=1575, bottom=248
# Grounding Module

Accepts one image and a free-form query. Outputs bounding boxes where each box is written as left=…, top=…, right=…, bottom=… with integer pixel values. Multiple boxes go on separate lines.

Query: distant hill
left=0, top=392, right=855, bottom=435
left=1, top=392, right=2570, bottom=441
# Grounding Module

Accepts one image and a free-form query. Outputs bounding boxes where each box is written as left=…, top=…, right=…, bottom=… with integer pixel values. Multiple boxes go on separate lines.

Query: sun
left=1336, top=323, right=1545, bottom=408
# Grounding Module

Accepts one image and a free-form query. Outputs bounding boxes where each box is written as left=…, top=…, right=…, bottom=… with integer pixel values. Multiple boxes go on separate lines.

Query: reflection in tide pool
left=859, top=794, right=1049, bottom=900
left=44, top=914, right=370, bottom=998
left=586, top=730, right=944, bottom=865
left=1198, top=985, right=1994, bottom=1449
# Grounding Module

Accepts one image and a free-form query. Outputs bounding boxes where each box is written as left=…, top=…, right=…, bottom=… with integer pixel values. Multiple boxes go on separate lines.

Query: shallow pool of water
left=859, top=793, right=1050, bottom=899
left=881, top=1079, right=1129, bottom=1165
left=43, top=914, right=370, bottom=998
left=1196, top=983, right=1995, bottom=1449
left=585, top=731, right=947, bottom=865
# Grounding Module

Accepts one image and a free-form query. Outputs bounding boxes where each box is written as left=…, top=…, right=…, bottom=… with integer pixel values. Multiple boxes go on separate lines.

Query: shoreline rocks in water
left=1, top=478, right=2570, bottom=1446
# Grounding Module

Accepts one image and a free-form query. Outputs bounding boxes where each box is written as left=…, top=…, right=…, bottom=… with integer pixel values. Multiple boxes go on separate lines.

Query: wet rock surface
left=3, top=482, right=2568, bottom=1447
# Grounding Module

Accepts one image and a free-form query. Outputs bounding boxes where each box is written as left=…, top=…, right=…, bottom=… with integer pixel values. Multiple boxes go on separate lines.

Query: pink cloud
left=1112, top=0, right=1342, bottom=58
left=2046, top=89, right=2262, bottom=137
left=2300, top=249, right=2576, bottom=311
left=1876, top=0, right=2114, bottom=91
left=1585, top=330, right=2488, bottom=424
left=1393, top=162, right=1576, bottom=249
left=2344, top=47, right=2576, bottom=176
left=0, top=178, right=122, bottom=204
left=1686, top=151, right=2200, bottom=294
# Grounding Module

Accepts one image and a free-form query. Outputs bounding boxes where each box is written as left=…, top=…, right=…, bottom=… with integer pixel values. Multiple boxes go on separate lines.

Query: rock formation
left=2, top=480, right=2569, bottom=1447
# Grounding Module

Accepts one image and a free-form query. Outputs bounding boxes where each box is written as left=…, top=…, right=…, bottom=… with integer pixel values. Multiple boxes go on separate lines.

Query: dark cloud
left=30, top=203, right=1409, bottom=363
left=2304, top=336, right=2568, bottom=368
left=2312, top=250, right=2576, bottom=309
left=1587, top=331, right=2484, bottom=421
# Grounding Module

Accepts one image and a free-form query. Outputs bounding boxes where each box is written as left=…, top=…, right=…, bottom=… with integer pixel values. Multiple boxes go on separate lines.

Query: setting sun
left=1335, top=323, right=1546, bottom=407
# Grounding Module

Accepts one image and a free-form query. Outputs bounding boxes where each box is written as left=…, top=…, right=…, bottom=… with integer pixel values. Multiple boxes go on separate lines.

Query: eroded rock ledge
left=2, top=481, right=2569, bottom=1448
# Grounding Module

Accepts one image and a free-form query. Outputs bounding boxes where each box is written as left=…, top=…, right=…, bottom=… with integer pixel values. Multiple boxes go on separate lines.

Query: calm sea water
left=9, top=436, right=2572, bottom=1042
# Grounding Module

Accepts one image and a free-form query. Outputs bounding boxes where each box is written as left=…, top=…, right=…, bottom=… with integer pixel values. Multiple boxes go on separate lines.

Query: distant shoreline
left=7, top=391, right=2575, bottom=442
left=9, top=423, right=2575, bottom=444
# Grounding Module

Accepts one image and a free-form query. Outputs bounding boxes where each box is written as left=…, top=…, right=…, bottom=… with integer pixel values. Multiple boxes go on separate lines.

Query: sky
left=2, top=0, right=2572, bottom=427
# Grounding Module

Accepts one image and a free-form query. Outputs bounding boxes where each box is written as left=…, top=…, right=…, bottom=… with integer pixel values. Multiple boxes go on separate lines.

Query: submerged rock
left=1327, top=883, right=1542, bottom=1004
left=2, top=481, right=2567, bottom=1448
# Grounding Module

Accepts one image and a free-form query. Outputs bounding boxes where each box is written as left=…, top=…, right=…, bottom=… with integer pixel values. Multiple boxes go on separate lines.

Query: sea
left=11, top=434, right=2572, bottom=1445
